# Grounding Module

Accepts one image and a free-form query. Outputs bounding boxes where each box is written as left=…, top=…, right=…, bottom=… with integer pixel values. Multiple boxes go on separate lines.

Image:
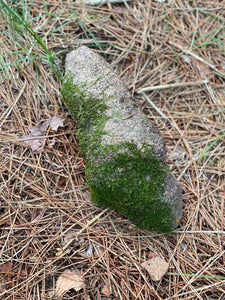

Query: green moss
left=87, top=143, right=173, bottom=233
left=61, top=74, right=174, bottom=233
left=61, top=73, right=108, bottom=156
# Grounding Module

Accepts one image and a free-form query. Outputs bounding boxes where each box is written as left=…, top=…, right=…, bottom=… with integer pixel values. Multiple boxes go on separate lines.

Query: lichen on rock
left=61, top=46, right=183, bottom=233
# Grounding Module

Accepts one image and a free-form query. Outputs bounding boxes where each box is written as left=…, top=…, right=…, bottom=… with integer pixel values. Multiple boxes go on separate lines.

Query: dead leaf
left=102, top=283, right=111, bottom=296
left=19, top=116, right=64, bottom=153
left=141, top=257, right=169, bottom=281
left=43, top=116, right=65, bottom=131
left=55, top=269, right=84, bottom=298
left=0, top=263, right=12, bottom=275
left=28, top=125, right=43, bottom=135
left=19, top=133, right=44, bottom=154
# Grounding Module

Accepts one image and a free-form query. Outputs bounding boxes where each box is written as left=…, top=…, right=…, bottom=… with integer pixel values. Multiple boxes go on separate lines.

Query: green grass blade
left=0, top=0, right=63, bottom=80
left=199, top=131, right=225, bottom=160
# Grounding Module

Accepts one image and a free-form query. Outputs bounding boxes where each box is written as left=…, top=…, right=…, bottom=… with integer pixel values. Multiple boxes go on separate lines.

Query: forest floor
left=0, top=0, right=225, bottom=299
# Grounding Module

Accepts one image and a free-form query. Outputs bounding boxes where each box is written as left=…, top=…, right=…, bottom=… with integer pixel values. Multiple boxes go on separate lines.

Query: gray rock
left=62, top=46, right=183, bottom=233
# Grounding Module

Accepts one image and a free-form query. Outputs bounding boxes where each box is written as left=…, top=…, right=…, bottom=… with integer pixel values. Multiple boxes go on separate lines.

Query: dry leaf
left=19, top=116, right=64, bottom=153
left=102, top=283, right=111, bottom=296
left=55, top=269, right=84, bottom=298
left=44, top=116, right=65, bottom=131
left=28, top=125, right=43, bottom=135
left=0, top=263, right=12, bottom=275
left=19, top=133, right=44, bottom=153
left=141, top=257, right=169, bottom=281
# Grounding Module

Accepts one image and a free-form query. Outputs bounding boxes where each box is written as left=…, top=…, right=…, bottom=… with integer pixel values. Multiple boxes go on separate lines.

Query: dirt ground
left=0, top=0, right=225, bottom=299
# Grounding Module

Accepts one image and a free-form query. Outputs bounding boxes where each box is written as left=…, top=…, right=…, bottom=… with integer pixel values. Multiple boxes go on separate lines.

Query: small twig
left=138, top=80, right=208, bottom=93
left=141, top=92, right=173, bottom=126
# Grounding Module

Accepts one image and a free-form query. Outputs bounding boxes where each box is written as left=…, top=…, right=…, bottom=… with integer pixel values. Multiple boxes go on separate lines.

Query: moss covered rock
left=61, top=46, right=182, bottom=233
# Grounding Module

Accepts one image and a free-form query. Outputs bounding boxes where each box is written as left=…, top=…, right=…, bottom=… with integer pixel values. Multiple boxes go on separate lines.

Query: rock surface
left=62, top=46, right=183, bottom=233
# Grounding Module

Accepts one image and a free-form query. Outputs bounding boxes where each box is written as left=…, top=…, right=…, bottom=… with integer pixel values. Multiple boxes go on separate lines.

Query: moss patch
left=61, top=73, right=108, bottom=157
left=61, top=74, right=174, bottom=233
